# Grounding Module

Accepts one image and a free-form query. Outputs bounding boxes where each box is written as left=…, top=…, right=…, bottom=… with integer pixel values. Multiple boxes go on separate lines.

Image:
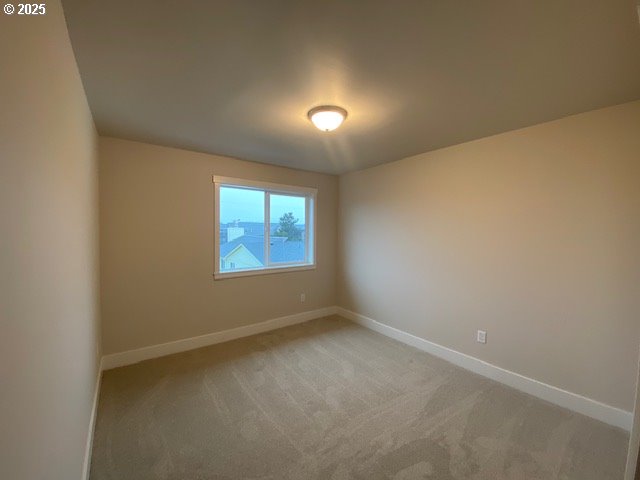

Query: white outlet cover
left=477, top=330, right=487, bottom=344
left=300, top=293, right=306, bottom=302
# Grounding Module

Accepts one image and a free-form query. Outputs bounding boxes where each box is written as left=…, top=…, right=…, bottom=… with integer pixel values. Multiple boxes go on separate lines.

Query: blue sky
left=220, top=186, right=305, bottom=224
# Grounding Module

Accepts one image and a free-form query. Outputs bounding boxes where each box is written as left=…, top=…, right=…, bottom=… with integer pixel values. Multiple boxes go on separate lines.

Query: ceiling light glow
left=308, top=105, right=347, bottom=132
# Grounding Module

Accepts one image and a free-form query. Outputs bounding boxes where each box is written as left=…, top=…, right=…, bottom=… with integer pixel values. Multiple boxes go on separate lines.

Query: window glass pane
left=219, top=186, right=265, bottom=272
left=269, top=194, right=306, bottom=264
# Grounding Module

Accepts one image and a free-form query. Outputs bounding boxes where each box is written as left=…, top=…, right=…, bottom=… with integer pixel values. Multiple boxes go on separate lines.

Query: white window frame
left=213, top=176, right=317, bottom=279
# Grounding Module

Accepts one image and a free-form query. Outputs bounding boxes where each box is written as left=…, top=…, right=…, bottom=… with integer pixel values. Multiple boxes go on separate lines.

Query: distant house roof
left=220, top=235, right=304, bottom=264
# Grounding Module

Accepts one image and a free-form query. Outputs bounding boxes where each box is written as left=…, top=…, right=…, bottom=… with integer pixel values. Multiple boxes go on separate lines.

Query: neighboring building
left=220, top=221, right=296, bottom=245
left=220, top=234, right=304, bottom=270
left=226, top=226, right=244, bottom=242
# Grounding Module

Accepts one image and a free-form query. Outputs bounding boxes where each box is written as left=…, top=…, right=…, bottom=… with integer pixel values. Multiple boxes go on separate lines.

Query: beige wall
left=0, top=2, right=101, bottom=479
left=339, top=101, right=640, bottom=411
left=99, top=138, right=338, bottom=354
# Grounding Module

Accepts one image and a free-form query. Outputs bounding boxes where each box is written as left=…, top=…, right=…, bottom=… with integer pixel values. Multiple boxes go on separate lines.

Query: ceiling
left=62, top=0, right=640, bottom=175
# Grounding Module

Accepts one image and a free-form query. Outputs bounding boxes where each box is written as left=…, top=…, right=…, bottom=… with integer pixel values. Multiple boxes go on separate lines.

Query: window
left=214, top=176, right=316, bottom=279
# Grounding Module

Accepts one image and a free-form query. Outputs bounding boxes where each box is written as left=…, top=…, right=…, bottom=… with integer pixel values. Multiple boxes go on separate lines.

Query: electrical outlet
left=300, top=293, right=306, bottom=303
left=477, top=330, right=487, bottom=344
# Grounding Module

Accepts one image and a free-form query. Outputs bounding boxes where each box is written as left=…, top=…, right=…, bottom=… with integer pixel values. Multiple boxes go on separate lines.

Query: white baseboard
left=337, top=307, right=633, bottom=431
left=97, top=305, right=632, bottom=430
left=82, top=358, right=103, bottom=480
left=101, top=306, right=338, bottom=371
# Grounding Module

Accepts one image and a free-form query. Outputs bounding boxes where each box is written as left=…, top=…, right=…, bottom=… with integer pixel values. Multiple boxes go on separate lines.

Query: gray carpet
left=90, top=316, right=628, bottom=479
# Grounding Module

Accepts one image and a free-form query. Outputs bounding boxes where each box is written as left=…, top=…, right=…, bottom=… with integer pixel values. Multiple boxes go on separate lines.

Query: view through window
left=215, top=177, right=315, bottom=277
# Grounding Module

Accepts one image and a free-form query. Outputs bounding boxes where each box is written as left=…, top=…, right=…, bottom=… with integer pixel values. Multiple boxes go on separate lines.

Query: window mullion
left=264, top=191, right=270, bottom=268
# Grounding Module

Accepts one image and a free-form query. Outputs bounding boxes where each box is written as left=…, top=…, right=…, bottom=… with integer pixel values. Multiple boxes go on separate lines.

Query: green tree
left=274, top=212, right=301, bottom=240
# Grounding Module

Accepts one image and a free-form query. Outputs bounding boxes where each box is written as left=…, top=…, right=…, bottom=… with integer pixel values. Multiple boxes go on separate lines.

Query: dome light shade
left=308, top=105, right=347, bottom=132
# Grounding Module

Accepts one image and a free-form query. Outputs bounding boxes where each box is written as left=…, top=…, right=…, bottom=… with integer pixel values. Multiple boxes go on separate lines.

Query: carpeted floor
left=90, top=316, right=628, bottom=479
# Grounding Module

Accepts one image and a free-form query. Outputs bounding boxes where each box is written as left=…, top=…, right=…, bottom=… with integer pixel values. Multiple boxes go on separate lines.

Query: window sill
left=213, top=264, right=316, bottom=280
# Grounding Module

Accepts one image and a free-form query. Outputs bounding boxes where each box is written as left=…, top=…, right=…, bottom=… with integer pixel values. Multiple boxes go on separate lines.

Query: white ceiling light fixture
left=307, top=105, right=348, bottom=132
